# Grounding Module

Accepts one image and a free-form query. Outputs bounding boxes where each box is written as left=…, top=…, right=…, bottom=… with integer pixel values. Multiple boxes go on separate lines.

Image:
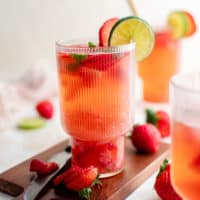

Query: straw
left=127, top=0, right=139, bottom=16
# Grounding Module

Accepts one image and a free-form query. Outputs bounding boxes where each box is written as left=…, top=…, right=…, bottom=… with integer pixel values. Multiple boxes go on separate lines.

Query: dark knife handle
left=0, top=178, right=24, bottom=197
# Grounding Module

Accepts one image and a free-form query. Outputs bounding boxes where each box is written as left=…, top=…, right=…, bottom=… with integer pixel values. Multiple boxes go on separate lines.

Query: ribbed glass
left=170, top=72, right=200, bottom=199
left=56, top=40, right=135, bottom=177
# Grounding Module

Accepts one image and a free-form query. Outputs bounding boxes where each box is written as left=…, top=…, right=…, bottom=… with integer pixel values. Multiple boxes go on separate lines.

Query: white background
left=0, top=1, right=199, bottom=199
left=0, top=0, right=199, bottom=80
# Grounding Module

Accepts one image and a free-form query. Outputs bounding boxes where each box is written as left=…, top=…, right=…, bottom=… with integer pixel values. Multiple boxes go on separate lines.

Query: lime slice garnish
left=167, top=11, right=187, bottom=39
left=108, top=16, right=155, bottom=62
left=18, top=117, right=46, bottom=130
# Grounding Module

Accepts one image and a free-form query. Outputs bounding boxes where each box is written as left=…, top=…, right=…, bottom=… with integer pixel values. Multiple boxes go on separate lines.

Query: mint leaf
left=88, top=41, right=96, bottom=47
left=67, top=54, right=87, bottom=71
left=70, top=54, right=87, bottom=64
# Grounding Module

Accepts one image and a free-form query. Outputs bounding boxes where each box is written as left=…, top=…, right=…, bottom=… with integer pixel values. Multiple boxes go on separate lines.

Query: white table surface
left=0, top=98, right=171, bottom=200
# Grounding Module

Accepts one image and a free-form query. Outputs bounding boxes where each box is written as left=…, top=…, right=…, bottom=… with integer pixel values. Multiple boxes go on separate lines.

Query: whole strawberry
left=154, top=159, right=182, bottom=200
left=131, top=124, right=161, bottom=154
left=146, top=109, right=170, bottom=137
left=36, top=100, right=54, bottom=119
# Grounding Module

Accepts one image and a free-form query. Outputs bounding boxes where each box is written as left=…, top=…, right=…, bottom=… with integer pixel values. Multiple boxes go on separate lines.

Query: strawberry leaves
left=71, top=54, right=88, bottom=64
left=146, top=109, right=158, bottom=125
left=78, top=187, right=92, bottom=199
left=67, top=41, right=96, bottom=71
left=78, top=175, right=101, bottom=199
left=88, top=41, right=96, bottom=47
left=67, top=54, right=88, bottom=71
left=157, top=159, right=169, bottom=177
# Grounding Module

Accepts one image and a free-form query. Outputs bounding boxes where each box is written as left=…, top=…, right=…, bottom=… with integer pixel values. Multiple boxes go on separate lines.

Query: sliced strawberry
left=98, top=143, right=118, bottom=171
left=54, top=165, right=83, bottom=187
left=36, top=100, right=54, bottom=119
left=54, top=164, right=99, bottom=200
left=184, top=11, right=197, bottom=36
left=99, top=18, right=118, bottom=46
left=30, top=159, right=58, bottom=175
left=72, top=138, right=124, bottom=173
left=81, top=54, right=116, bottom=71
left=131, top=124, right=161, bottom=153
left=30, top=159, right=46, bottom=172
left=72, top=141, right=98, bottom=168
left=65, top=166, right=98, bottom=191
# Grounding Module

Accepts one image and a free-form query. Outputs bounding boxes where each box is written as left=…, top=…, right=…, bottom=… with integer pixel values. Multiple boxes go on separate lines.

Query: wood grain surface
left=0, top=138, right=169, bottom=200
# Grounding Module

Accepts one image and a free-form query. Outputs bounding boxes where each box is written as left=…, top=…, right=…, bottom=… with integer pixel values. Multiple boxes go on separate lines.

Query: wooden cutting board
left=0, top=138, right=169, bottom=200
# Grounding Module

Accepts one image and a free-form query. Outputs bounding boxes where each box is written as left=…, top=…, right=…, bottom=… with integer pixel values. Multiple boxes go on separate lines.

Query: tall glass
left=56, top=40, right=135, bottom=177
left=170, top=72, right=200, bottom=199
left=138, top=30, right=180, bottom=102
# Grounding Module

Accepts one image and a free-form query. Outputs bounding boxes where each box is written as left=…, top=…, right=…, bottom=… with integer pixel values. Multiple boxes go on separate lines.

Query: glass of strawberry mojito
left=56, top=40, right=135, bottom=177
left=171, top=72, right=200, bottom=200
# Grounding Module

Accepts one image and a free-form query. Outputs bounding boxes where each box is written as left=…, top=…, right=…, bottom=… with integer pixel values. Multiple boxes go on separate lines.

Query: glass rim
left=56, top=38, right=135, bottom=54
left=171, top=72, right=200, bottom=94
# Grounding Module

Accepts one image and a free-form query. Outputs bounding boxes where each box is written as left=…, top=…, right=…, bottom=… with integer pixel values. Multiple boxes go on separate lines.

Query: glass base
left=99, top=167, right=124, bottom=178
left=71, top=136, right=125, bottom=176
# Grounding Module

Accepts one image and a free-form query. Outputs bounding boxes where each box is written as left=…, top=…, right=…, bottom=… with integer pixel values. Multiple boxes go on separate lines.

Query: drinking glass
left=56, top=40, right=135, bottom=177
left=138, top=29, right=180, bottom=102
left=170, top=72, right=200, bottom=200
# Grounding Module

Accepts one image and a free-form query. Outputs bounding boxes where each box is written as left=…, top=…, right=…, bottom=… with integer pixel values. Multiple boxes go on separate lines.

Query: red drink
left=56, top=42, right=135, bottom=177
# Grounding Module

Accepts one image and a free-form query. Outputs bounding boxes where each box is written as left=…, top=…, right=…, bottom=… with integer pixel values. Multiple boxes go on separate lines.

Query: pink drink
left=56, top=42, right=135, bottom=177
left=171, top=121, right=200, bottom=200
left=171, top=72, right=200, bottom=199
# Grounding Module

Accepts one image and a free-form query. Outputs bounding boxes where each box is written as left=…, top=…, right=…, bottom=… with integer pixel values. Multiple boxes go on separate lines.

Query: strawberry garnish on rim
left=184, top=11, right=197, bottom=37
left=99, top=18, right=118, bottom=46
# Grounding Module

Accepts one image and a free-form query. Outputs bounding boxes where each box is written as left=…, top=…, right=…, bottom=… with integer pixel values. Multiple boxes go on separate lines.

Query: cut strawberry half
left=30, top=159, right=58, bottom=175
left=54, top=165, right=99, bottom=199
left=65, top=166, right=98, bottom=191
left=99, top=18, right=118, bottom=46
